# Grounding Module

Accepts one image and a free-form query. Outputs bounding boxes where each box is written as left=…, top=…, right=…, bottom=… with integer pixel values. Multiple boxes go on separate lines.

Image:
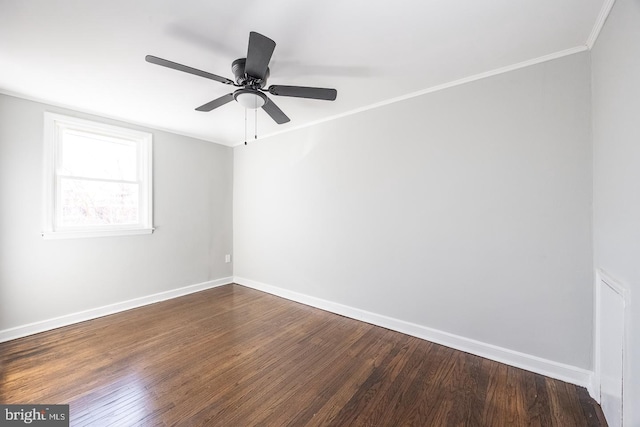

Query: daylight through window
left=43, top=113, right=153, bottom=239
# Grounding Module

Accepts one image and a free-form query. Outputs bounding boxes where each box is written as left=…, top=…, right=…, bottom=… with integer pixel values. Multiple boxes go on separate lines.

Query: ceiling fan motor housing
left=232, top=58, right=269, bottom=88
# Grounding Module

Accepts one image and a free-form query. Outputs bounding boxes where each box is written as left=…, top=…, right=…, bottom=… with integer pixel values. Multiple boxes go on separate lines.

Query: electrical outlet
left=225, top=254, right=231, bottom=263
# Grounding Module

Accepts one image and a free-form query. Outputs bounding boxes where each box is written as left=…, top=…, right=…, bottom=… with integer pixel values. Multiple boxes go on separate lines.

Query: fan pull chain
left=244, top=107, right=248, bottom=145
left=255, top=105, right=258, bottom=140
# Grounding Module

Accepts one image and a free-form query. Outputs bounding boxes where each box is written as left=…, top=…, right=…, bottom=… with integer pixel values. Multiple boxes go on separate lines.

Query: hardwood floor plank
left=0, top=284, right=606, bottom=426
left=373, top=340, right=439, bottom=426
left=324, top=331, right=409, bottom=426
left=355, top=338, right=422, bottom=426
left=443, top=351, right=487, bottom=426
left=401, top=346, right=459, bottom=426
left=577, top=386, right=609, bottom=427
left=234, top=324, right=373, bottom=425
left=279, top=328, right=393, bottom=426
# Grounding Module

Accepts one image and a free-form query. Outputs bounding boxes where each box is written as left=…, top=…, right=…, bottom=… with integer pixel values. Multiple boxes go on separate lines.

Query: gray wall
left=592, top=0, right=640, bottom=424
left=0, top=44, right=597, bottom=382
left=0, top=94, right=233, bottom=330
left=234, top=52, right=593, bottom=368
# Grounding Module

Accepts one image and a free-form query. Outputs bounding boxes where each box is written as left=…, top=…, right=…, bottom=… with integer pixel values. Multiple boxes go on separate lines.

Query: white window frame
left=42, top=112, right=153, bottom=239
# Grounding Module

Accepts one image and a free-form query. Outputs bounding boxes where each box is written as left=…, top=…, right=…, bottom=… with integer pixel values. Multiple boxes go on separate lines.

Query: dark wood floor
left=1, top=284, right=605, bottom=426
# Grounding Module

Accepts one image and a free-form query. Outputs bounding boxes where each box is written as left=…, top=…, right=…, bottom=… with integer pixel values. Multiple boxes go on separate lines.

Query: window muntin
left=43, top=113, right=153, bottom=239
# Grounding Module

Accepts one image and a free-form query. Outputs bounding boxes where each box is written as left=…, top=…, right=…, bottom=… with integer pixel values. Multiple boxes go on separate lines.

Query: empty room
left=0, top=0, right=638, bottom=426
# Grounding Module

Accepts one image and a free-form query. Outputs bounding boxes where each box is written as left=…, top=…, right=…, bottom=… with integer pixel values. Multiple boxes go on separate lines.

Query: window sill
left=41, top=228, right=154, bottom=240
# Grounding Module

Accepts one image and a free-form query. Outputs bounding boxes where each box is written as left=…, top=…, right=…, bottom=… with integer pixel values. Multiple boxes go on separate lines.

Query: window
left=43, top=113, right=153, bottom=239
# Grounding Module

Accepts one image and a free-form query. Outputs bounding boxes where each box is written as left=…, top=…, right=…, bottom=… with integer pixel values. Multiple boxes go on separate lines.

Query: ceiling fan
left=145, top=31, right=337, bottom=125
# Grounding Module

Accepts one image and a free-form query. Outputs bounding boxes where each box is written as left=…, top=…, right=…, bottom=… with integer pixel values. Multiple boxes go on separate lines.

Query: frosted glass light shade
left=235, top=91, right=266, bottom=109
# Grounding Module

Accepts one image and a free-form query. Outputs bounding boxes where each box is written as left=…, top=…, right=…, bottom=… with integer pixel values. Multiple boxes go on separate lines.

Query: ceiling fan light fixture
left=234, top=89, right=267, bottom=109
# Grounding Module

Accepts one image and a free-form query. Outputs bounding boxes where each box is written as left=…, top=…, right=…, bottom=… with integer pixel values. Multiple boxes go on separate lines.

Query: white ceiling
left=0, top=0, right=606, bottom=146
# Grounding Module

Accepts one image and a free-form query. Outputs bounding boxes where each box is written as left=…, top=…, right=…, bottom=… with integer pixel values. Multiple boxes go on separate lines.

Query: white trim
left=0, top=277, right=233, bottom=343
left=594, top=271, right=601, bottom=403
left=235, top=46, right=589, bottom=147
left=598, top=269, right=628, bottom=298
left=42, top=112, right=153, bottom=239
left=41, top=227, right=154, bottom=240
left=587, top=373, right=598, bottom=402
left=594, top=268, right=630, bottom=422
left=593, top=269, right=607, bottom=403
left=586, top=0, right=616, bottom=49
left=234, top=276, right=594, bottom=389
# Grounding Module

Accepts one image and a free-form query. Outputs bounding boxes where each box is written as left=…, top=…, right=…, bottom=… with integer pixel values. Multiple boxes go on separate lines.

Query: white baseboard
left=234, top=276, right=594, bottom=391
left=587, top=375, right=598, bottom=402
left=0, top=277, right=233, bottom=343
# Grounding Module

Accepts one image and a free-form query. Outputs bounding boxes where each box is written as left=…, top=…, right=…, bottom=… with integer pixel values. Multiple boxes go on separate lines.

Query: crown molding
left=587, top=0, right=616, bottom=49
left=242, top=45, right=589, bottom=147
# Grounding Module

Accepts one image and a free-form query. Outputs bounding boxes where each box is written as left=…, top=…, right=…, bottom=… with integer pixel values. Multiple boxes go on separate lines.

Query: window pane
left=61, top=130, right=137, bottom=181
left=59, top=178, right=139, bottom=227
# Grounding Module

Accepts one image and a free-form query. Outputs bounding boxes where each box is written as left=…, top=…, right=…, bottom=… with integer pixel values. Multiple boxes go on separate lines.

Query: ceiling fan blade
left=262, top=97, right=290, bottom=124
left=195, top=93, right=235, bottom=111
left=268, top=85, right=337, bottom=101
left=245, top=32, right=275, bottom=80
left=145, top=55, right=234, bottom=85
